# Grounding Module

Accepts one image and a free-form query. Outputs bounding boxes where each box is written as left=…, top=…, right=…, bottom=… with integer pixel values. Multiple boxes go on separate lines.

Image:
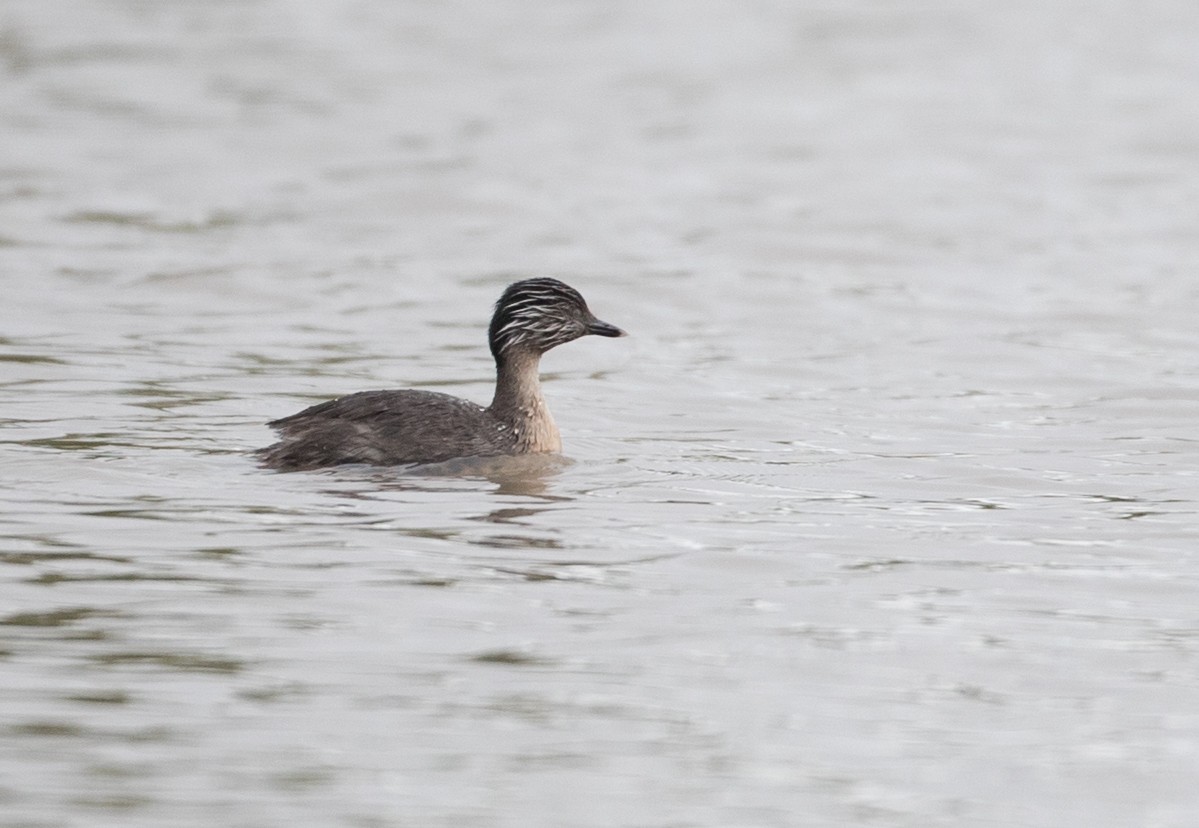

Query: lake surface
left=3, top=1, right=1198, bottom=826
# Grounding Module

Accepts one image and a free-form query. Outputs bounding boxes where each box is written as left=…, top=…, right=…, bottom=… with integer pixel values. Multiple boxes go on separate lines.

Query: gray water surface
left=3, top=2, right=1199, bottom=826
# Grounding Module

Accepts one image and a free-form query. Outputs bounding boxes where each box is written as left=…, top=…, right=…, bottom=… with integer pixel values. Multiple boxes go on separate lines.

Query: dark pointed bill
left=587, top=318, right=626, bottom=338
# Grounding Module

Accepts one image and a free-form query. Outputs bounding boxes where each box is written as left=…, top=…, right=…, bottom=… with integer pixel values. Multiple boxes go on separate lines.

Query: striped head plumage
left=488, top=278, right=625, bottom=359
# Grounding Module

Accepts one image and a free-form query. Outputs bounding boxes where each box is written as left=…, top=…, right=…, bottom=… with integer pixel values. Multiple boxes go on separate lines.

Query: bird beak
left=587, top=318, right=626, bottom=338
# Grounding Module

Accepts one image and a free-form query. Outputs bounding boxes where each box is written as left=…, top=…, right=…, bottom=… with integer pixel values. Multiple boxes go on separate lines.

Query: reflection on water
left=400, top=452, right=574, bottom=498
left=3, top=0, right=1199, bottom=826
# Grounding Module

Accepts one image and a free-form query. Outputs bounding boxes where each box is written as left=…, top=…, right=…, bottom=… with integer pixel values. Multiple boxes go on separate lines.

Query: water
left=3, top=1, right=1199, bottom=826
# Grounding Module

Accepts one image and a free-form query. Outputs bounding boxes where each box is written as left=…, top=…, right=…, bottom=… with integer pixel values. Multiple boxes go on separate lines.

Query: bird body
left=257, top=279, right=623, bottom=471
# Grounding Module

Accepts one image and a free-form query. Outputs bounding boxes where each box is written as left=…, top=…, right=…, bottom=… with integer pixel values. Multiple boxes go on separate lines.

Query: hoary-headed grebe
left=257, top=278, right=624, bottom=470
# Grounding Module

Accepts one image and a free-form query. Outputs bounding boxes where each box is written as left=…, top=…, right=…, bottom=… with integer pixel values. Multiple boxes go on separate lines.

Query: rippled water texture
left=3, top=1, right=1199, bottom=826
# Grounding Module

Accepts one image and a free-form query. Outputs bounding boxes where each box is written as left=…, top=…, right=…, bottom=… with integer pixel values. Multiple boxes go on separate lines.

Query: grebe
left=257, top=278, right=624, bottom=470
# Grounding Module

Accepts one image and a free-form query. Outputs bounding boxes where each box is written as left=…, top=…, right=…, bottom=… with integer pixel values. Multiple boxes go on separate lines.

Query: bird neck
left=489, top=348, right=561, bottom=453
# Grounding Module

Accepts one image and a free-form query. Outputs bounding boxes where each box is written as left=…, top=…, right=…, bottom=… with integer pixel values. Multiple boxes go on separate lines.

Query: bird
left=256, top=278, right=625, bottom=470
